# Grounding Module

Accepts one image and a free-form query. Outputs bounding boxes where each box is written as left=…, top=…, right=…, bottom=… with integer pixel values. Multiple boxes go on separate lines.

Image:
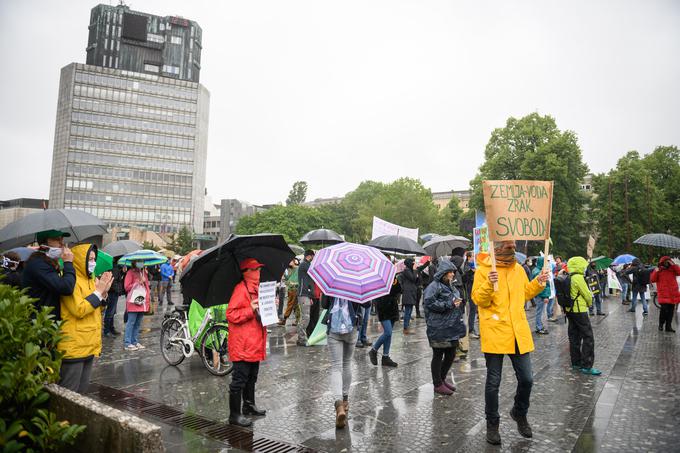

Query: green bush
left=0, top=283, right=85, bottom=452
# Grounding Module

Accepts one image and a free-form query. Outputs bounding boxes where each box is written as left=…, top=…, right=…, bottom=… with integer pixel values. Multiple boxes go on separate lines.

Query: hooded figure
left=565, top=256, right=600, bottom=376
left=651, top=256, right=680, bottom=332
left=424, top=260, right=467, bottom=345
left=399, top=257, right=419, bottom=334
left=58, top=243, right=106, bottom=393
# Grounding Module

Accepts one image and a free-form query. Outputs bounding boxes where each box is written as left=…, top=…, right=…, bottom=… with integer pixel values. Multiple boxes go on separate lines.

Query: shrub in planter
left=0, top=283, right=85, bottom=452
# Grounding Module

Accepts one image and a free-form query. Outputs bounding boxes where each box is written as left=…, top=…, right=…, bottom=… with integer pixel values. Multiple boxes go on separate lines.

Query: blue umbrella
left=4, top=247, right=36, bottom=261
left=612, top=254, right=636, bottom=265
left=118, top=249, right=168, bottom=267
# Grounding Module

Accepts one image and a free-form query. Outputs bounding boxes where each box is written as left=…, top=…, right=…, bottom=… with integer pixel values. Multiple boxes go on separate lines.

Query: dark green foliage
left=0, top=284, right=85, bottom=452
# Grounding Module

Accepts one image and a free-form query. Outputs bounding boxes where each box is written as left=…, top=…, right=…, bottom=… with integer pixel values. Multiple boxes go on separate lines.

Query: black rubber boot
left=510, top=409, right=533, bottom=438
left=381, top=356, right=398, bottom=367
left=486, top=421, right=501, bottom=445
left=228, top=392, right=252, bottom=427
left=242, top=383, right=266, bottom=416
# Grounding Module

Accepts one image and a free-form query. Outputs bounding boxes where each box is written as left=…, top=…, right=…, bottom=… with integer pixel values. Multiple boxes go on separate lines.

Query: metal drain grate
left=90, top=383, right=319, bottom=453
left=141, top=404, right=183, bottom=419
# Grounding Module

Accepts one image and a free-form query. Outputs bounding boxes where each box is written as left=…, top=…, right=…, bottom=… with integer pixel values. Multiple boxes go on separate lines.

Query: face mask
left=135, top=262, right=144, bottom=269
left=88, top=260, right=96, bottom=274
left=46, top=247, right=63, bottom=260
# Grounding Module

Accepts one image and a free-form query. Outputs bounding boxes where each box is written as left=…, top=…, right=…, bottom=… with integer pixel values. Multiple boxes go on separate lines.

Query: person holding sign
left=472, top=240, right=550, bottom=445
left=226, top=258, right=268, bottom=427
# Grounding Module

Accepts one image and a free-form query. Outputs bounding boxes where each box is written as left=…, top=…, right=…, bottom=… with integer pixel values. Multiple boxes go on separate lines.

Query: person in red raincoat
left=651, top=256, right=680, bottom=332
left=226, top=258, right=267, bottom=427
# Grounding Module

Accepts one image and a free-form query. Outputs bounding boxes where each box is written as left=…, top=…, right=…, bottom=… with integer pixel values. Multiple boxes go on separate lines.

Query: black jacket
left=297, top=259, right=315, bottom=298
left=624, top=263, right=652, bottom=290
left=1, top=268, right=22, bottom=288
left=376, top=277, right=401, bottom=322
left=22, top=252, right=76, bottom=319
left=423, top=261, right=467, bottom=343
left=399, top=267, right=419, bottom=306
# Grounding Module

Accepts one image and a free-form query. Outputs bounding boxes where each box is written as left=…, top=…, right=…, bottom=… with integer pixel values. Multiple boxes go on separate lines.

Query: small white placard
left=258, top=281, right=279, bottom=326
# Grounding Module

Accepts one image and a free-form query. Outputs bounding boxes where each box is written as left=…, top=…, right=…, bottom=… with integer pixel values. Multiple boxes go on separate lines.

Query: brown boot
left=343, top=400, right=349, bottom=414
left=335, top=400, right=347, bottom=429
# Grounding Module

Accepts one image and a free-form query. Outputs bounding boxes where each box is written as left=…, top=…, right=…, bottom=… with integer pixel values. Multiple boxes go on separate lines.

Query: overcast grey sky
left=1, top=0, right=679, bottom=205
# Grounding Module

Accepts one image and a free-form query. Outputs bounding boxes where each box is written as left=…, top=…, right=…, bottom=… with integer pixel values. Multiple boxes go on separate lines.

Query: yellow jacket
left=471, top=254, right=544, bottom=354
left=58, top=244, right=103, bottom=359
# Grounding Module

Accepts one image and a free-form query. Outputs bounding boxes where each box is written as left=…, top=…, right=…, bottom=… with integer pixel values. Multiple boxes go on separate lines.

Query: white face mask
left=88, top=260, right=96, bottom=274
left=135, top=262, right=144, bottom=269
left=46, top=247, right=63, bottom=260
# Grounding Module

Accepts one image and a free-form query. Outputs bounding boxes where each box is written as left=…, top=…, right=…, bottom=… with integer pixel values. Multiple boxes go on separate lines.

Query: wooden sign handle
left=540, top=238, right=550, bottom=286
left=489, top=240, right=499, bottom=292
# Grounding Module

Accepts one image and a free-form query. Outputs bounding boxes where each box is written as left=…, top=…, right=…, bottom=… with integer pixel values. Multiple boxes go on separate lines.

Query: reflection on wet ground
left=89, top=292, right=680, bottom=452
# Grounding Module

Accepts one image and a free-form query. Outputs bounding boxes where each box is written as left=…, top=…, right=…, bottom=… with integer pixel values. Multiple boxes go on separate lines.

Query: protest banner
left=473, top=226, right=489, bottom=258
left=371, top=216, right=419, bottom=242
left=482, top=180, right=554, bottom=289
left=607, top=268, right=622, bottom=291
left=586, top=235, right=596, bottom=259
left=258, top=281, right=279, bottom=326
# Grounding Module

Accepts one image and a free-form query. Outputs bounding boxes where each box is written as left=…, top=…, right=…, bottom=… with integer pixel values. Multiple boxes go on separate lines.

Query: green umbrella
left=118, top=249, right=168, bottom=267
left=591, top=256, right=613, bottom=271
left=94, top=250, right=113, bottom=277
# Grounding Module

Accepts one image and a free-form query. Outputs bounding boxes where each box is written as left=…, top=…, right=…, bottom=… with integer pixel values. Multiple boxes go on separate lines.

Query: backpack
left=554, top=274, right=574, bottom=311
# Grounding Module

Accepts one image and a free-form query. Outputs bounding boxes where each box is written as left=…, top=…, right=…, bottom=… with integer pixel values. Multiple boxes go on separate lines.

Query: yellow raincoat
left=471, top=254, right=544, bottom=354
left=58, top=244, right=103, bottom=359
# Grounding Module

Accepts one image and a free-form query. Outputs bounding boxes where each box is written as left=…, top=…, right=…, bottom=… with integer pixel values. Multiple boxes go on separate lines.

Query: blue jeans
left=620, top=282, right=629, bottom=303
left=124, top=312, right=144, bottom=346
left=546, top=297, right=555, bottom=318
left=593, top=293, right=602, bottom=314
left=484, top=347, right=533, bottom=423
left=631, top=288, right=648, bottom=312
left=403, top=305, right=414, bottom=329
left=103, top=292, right=119, bottom=334
left=372, top=320, right=394, bottom=356
left=468, top=301, right=478, bottom=334
left=356, top=305, right=370, bottom=344
left=534, top=297, right=547, bottom=330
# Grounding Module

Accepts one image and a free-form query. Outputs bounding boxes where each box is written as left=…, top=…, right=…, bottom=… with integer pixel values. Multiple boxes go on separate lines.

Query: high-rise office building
left=49, top=4, right=209, bottom=233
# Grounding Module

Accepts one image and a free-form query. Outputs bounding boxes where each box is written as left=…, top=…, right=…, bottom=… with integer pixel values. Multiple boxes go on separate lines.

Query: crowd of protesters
left=3, top=228, right=679, bottom=445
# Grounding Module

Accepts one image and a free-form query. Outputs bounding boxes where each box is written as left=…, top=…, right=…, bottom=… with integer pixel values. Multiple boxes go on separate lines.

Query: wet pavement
left=88, top=292, right=680, bottom=452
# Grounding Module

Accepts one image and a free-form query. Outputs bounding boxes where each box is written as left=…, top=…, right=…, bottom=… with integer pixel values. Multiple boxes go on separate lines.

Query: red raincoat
left=226, top=272, right=267, bottom=362
left=650, top=256, right=680, bottom=304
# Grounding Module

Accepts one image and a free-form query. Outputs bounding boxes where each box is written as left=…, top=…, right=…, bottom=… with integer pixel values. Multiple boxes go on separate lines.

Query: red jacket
left=125, top=268, right=150, bottom=313
left=650, top=257, right=680, bottom=305
left=226, top=279, right=267, bottom=362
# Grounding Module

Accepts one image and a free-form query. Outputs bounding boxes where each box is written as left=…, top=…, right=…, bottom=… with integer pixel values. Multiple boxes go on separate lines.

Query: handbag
left=130, top=283, right=146, bottom=306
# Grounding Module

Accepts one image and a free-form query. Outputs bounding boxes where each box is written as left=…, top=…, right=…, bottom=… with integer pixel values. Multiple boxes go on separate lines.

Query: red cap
left=240, top=258, right=264, bottom=271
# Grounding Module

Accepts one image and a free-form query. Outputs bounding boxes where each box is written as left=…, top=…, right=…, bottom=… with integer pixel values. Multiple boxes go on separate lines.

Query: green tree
left=469, top=113, right=589, bottom=257
left=167, top=226, right=195, bottom=255
left=286, top=181, right=308, bottom=206
left=641, top=145, right=680, bottom=235
left=591, top=150, right=672, bottom=257
left=141, top=240, right=159, bottom=251
left=341, top=178, right=440, bottom=243
left=235, top=204, right=342, bottom=244
left=434, top=196, right=464, bottom=236
left=0, top=284, right=85, bottom=451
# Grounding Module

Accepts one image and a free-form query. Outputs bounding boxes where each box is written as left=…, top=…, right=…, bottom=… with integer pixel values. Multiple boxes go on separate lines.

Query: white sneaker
left=135, top=343, right=146, bottom=349
left=125, top=344, right=138, bottom=351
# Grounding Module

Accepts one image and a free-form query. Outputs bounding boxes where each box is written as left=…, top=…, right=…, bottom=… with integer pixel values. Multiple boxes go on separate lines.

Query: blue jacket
left=160, top=262, right=175, bottom=281
left=530, top=257, right=551, bottom=299
left=423, top=261, right=467, bottom=343
left=22, top=252, right=76, bottom=320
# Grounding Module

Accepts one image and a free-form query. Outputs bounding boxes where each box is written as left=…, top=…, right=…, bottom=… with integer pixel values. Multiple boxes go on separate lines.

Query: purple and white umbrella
left=308, top=242, right=396, bottom=304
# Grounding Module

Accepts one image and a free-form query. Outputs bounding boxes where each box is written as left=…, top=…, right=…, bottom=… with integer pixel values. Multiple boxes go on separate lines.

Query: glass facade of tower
left=49, top=63, right=209, bottom=233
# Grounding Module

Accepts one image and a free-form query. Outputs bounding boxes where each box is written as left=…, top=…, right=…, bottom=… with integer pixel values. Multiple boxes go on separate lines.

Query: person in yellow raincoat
left=58, top=243, right=113, bottom=393
left=472, top=240, right=549, bottom=445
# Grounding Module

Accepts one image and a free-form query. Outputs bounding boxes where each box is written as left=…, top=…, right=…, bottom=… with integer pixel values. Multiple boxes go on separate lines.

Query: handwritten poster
left=258, top=281, right=279, bottom=326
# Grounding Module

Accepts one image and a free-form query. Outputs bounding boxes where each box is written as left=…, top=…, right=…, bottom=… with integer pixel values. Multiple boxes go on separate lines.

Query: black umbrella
left=367, top=235, right=427, bottom=256
left=633, top=233, right=680, bottom=250
left=0, top=209, right=107, bottom=250
left=180, top=234, right=295, bottom=307
left=423, top=235, right=471, bottom=258
left=299, top=228, right=344, bottom=246
left=102, top=239, right=142, bottom=257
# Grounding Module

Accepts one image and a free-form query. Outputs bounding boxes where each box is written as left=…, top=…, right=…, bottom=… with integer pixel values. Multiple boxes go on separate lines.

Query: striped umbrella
left=118, top=249, right=168, bottom=267
left=308, top=242, right=396, bottom=304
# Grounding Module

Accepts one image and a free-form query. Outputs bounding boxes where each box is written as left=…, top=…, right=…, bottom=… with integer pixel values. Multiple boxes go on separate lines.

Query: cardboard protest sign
left=482, top=180, right=554, bottom=242
left=473, top=227, right=489, bottom=257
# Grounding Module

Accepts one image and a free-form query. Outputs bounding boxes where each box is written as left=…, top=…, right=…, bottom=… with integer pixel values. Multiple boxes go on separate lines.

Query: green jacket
left=567, top=256, right=592, bottom=313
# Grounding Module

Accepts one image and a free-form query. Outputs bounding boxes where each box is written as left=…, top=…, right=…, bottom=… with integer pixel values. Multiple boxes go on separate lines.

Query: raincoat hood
left=567, top=256, right=588, bottom=275
left=658, top=256, right=672, bottom=266
left=434, top=260, right=456, bottom=282
left=72, top=243, right=97, bottom=280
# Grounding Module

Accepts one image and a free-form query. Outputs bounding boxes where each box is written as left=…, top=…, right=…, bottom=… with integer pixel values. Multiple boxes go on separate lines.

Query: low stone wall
left=45, top=384, right=164, bottom=453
